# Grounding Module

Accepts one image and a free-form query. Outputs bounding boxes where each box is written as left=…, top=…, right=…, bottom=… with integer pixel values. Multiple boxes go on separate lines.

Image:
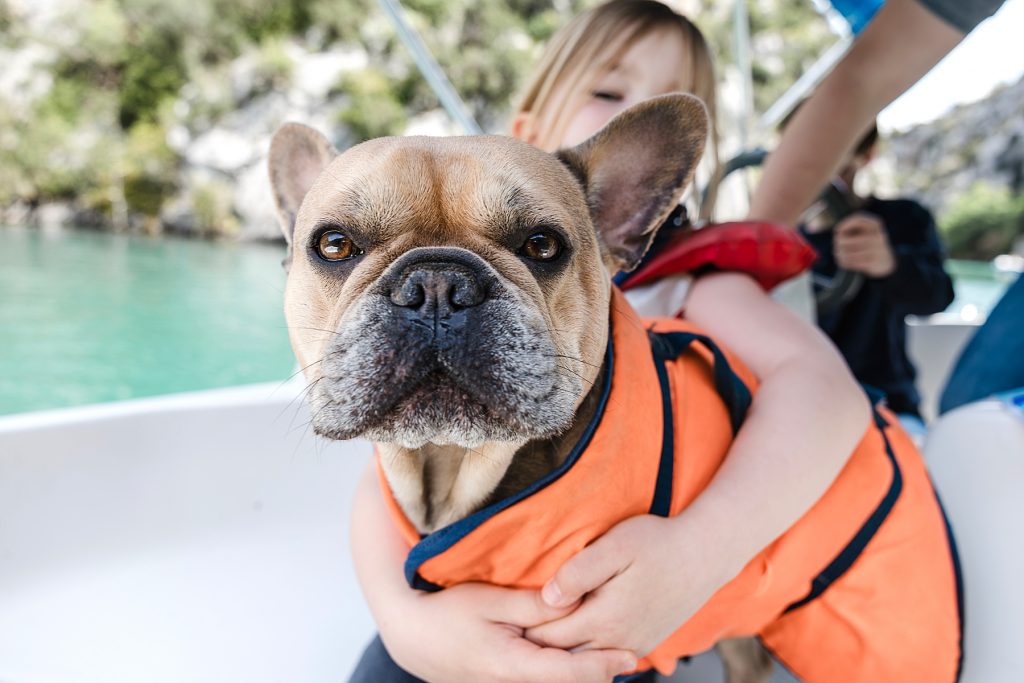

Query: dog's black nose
left=390, top=264, right=484, bottom=318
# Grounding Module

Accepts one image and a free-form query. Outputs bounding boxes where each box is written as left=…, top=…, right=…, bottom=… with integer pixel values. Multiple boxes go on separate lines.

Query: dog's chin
left=310, top=375, right=575, bottom=448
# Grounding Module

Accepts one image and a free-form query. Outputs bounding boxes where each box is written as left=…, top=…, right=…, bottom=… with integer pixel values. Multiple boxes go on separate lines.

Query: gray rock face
left=234, top=162, right=282, bottom=241
left=885, top=76, right=1024, bottom=215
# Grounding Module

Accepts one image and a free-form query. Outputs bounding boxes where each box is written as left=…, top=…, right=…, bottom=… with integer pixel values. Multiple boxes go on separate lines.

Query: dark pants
left=348, top=636, right=423, bottom=683
left=347, top=635, right=661, bottom=682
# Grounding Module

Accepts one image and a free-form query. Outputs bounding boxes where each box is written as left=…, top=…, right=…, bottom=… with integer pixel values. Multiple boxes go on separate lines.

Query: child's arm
left=349, top=460, right=637, bottom=682
left=747, top=0, right=962, bottom=227
left=526, top=273, right=871, bottom=655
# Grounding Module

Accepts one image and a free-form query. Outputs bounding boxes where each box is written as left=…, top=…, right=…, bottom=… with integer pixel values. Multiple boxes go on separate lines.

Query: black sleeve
left=875, top=200, right=956, bottom=316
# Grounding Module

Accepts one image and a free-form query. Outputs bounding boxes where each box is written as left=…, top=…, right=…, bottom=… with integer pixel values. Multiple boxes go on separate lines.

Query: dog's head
left=268, top=94, right=706, bottom=450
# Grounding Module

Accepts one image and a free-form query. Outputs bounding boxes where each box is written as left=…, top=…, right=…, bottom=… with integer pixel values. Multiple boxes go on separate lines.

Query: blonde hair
left=515, top=0, right=720, bottom=218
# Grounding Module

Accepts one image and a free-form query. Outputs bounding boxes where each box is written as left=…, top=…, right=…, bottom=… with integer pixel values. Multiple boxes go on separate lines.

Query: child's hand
left=833, top=212, right=896, bottom=278
left=524, top=514, right=734, bottom=656
left=384, top=581, right=637, bottom=683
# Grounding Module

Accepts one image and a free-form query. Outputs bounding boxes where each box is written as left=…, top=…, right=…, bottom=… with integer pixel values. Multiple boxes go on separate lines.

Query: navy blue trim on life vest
left=403, top=331, right=616, bottom=590
left=783, top=409, right=903, bottom=613
left=651, top=332, right=752, bottom=435
left=861, top=383, right=888, bottom=410
left=647, top=331, right=753, bottom=517
left=648, top=334, right=678, bottom=518
left=934, top=489, right=965, bottom=682
left=613, top=669, right=658, bottom=683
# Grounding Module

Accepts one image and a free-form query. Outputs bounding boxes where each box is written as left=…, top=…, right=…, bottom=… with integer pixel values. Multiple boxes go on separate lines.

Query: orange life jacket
left=378, top=288, right=962, bottom=682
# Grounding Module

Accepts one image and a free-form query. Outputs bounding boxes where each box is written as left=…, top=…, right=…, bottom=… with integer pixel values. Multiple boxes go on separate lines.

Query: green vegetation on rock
left=335, top=68, right=409, bottom=142
left=940, top=183, right=1024, bottom=260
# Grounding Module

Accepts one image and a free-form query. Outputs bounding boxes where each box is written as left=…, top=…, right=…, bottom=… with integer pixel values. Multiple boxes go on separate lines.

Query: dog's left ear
left=268, top=122, right=338, bottom=246
left=556, top=93, right=708, bottom=272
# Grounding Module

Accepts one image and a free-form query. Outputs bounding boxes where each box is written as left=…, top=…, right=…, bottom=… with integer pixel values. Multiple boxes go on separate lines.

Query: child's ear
left=556, top=93, right=708, bottom=272
left=510, top=112, right=539, bottom=145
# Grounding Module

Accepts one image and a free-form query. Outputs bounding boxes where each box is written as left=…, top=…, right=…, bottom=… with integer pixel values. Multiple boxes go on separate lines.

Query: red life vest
left=378, top=289, right=962, bottom=682
left=618, top=220, right=817, bottom=292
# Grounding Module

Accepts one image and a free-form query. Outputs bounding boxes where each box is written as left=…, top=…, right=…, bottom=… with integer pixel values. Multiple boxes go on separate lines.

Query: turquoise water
left=0, top=227, right=295, bottom=415
left=945, top=259, right=1016, bottom=320
left=0, top=227, right=1012, bottom=416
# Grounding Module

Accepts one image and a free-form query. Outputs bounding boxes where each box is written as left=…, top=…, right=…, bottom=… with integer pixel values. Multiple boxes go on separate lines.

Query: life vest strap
left=783, top=408, right=903, bottom=613
left=648, top=331, right=753, bottom=517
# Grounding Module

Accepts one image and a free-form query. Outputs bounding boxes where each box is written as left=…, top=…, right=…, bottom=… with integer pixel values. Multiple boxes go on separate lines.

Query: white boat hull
left=0, top=379, right=376, bottom=683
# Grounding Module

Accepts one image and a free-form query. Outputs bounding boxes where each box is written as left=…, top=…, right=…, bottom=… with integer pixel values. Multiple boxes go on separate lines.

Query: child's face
left=558, top=27, right=689, bottom=150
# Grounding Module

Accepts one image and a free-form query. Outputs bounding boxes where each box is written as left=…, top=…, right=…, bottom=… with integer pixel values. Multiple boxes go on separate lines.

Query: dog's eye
left=519, top=232, right=563, bottom=262
left=316, top=230, right=362, bottom=262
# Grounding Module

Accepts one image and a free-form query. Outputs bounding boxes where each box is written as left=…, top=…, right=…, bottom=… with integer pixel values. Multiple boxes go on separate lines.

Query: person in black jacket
left=800, top=123, right=955, bottom=428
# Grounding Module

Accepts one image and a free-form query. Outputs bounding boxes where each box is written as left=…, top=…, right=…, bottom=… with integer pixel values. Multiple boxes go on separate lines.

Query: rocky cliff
left=886, top=75, right=1024, bottom=215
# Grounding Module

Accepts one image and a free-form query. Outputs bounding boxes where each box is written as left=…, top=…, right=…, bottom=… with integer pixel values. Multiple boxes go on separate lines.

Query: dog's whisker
left=554, top=364, right=596, bottom=388
left=463, top=446, right=500, bottom=466
left=543, top=353, right=603, bottom=370
left=284, top=358, right=326, bottom=383
left=282, top=325, right=343, bottom=336
left=283, top=377, right=327, bottom=432
left=292, top=396, right=335, bottom=439
left=273, top=373, right=324, bottom=426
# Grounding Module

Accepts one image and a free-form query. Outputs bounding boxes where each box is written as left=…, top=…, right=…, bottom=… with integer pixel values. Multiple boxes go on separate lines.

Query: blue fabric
left=801, top=197, right=955, bottom=417
left=997, top=387, right=1024, bottom=417
left=614, top=670, right=659, bottom=682
left=830, top=0, right=885, bottom=33
left=348, top=636, right=423, bottom=683
left=939, top=274, right=1024, bottom=414
left=648, top=331, right=753, bottom=517
left=648, top=333, right=679, bottom=518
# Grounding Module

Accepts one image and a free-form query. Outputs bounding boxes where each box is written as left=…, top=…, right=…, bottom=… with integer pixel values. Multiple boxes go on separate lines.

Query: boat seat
left=923, top=393, right=1024, bottom=683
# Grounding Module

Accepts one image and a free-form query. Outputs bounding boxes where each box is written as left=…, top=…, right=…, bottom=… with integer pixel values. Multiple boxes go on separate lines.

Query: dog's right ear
left=556, top=94, right=708, bottom=273
left=268, top=123, right=337, bottom=246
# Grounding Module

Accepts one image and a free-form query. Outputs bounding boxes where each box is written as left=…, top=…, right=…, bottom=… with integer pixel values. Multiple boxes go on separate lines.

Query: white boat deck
left=2, top=320, right=1018, bottom=682
left=0, top=379, right=376, bottom=683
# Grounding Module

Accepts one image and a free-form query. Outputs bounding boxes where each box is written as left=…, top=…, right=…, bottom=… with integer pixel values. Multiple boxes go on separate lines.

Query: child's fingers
left=542, top=538, right=626, bottom=608
left=835, top=213, right=882, bottom=238
left=525, top=597, right=627, bottom=653
left=524, top=609, right=591, bottom=650
left=489, top=587, right=579, bottom=627
left=505, top=639, right=637, bottom=683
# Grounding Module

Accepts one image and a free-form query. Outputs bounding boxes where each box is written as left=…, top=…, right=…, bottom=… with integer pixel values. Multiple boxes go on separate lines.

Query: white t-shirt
left=623, top=271, right=816, bottom=322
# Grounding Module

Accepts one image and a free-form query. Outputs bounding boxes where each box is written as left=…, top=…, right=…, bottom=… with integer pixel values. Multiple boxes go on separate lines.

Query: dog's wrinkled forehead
left=294, top=135, right=592, bottom=248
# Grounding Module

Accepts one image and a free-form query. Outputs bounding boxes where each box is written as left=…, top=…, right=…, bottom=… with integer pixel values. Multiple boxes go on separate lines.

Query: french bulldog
left=266, top=94, right=961, bottom=683
left=268, top=95, right=705, bottom=534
